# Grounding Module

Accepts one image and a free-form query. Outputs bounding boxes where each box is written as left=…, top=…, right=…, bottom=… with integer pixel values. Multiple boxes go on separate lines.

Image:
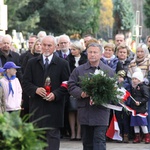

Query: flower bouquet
left=80, top=69, right=121, bottom=106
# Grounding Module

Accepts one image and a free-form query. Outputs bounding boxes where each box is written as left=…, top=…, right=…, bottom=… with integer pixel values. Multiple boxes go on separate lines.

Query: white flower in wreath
left=94, top=69, right=106, bottom=76
left=94, top=69, right=101, bottom=75
left=88, top=77, right=90, bottom=80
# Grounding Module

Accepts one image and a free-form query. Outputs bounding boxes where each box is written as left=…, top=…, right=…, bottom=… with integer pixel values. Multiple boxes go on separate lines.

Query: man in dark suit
left=56, top=34, right=71, bottom=59
left=0, top=34, right=22, bottom=81
left=19, top=35, right=37, bottom=118
left=82, top=34, right=93, bottom=55
left=19, top=35, right=37, bottom=71
left=56, top=34, right=71, bottom=138
left=22, top=36, right=70, bottom=150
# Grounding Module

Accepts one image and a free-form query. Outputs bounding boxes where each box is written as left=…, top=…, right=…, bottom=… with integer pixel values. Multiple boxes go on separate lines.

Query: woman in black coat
left=116, top=43, right=133, bottom=75
left=66, top=41, right=87, bottom=140
left=21, top=39, right=42, bottom=118
left=22, top=39, right=41, bottom=73
left=115, top=43, right=133, bottom=142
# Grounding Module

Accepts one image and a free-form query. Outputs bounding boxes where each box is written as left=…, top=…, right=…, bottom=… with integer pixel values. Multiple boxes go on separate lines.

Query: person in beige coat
left=127, top=43, right=150, bottom=80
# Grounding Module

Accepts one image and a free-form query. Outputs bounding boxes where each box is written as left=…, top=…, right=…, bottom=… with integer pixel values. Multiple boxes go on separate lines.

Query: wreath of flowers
left=80, top=69, right=121, bottom=106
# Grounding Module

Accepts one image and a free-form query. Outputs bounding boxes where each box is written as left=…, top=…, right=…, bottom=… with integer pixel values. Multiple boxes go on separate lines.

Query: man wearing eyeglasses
left=56, top=34, right=71, bottom=59
left=56, top=34, right=71, bottom=139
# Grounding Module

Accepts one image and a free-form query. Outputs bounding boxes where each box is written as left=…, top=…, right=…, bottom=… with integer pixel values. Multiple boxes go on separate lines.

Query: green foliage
left=0, top=111, right=47, bottom=150
left=90, top=0, right=101, bottom=35
left=38, top=0, right=100, bottom=35
left=143, top=0, right=150, bottom=28
left=113, top=0, right=134, bottom=34
left=5, top=0, right=101, bottom=36
left=5, top=0, right=40, bottom=34
left=80, top=72, right=120, bottom=105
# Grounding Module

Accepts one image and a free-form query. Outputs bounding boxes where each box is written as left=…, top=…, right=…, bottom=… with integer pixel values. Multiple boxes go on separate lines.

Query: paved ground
left=60, top=139, right=150, bottom=150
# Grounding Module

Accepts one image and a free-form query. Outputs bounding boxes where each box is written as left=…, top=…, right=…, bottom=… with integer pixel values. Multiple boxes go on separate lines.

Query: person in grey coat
left=68, top=43, right=114, bottom=150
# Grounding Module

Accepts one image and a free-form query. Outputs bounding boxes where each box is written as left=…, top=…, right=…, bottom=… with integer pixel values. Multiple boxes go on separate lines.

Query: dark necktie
left=63, top=54, right=67, bottom=59
left=45, top=57, right=49, bottom=70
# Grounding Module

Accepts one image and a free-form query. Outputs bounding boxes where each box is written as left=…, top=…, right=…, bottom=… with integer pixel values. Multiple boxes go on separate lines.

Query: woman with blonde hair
left=21, top=39, right=41, bottom=119
left=66, top=41, right=87, bottom=72
left=101, top=43, right=123, bottom=73
left=127, top=43, right=150, bottom=79
left=22, top=39, right=41, bottom=73
left=66, top=41, right=87, bottom=140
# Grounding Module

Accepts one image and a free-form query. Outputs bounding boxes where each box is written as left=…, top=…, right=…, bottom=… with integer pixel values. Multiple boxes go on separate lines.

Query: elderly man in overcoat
left=22, top=35, right=70, bottom=150
left=0, top=34, right=22, bottom=81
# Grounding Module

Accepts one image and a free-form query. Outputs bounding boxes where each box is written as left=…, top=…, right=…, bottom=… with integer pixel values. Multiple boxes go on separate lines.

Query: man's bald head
left=41, top=35, right=56, bottom=57
left=1, top=34, right=13, bottom=52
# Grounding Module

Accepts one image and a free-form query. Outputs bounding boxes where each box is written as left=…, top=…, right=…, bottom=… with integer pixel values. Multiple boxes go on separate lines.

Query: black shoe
left=70, top=138, right=76, bottom=141
left=76, top=138, right=81, bottom=141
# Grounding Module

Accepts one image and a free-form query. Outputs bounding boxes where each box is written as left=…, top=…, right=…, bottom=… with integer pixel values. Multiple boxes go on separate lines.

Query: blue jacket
left=101, top=55, right=122, bottom=73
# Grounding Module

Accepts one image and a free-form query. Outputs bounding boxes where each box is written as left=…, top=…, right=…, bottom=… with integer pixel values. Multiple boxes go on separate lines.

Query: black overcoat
left=66, top=53, right=87, bottom=72
left=0, top=50, right=22, bottom=81
left=22, top=54, right=70, bottom=128
left=130, top=83, right=149, bottom=114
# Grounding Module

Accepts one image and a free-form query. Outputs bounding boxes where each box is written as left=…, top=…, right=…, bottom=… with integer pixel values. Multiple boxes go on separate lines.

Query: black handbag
left=68, top=95, right=77, bottom=111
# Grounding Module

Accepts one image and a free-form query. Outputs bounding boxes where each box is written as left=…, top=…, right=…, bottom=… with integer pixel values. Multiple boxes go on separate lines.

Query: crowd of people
left=0, top=31, right=150, bottom=150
